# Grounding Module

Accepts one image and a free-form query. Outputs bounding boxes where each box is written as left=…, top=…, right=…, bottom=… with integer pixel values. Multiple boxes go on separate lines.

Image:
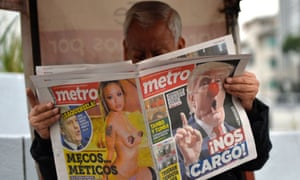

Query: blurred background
left=239, top=0, right=300, bottom=132
left=0, top=0, right=299, bottom=179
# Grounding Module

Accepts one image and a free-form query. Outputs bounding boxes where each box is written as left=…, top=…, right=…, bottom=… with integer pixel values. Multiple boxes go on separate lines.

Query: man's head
left=123, top=1, right=185, bottom=63
left=186, top=62, right=234, bottom=127
left=60, top=108, right=82, bottom=146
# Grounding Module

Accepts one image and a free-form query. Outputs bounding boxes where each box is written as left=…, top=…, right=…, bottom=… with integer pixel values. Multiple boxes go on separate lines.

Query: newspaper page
left=137, top=54, right=256, bottom=180
left=31, top=54, right=255, bottom=180
left=30, top=35, right=255, bottom=180
left=31, top=71, right=158, bottom=180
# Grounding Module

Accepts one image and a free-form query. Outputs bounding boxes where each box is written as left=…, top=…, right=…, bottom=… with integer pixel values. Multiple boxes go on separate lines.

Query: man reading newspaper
left=27, top=1, right=272, bottom=180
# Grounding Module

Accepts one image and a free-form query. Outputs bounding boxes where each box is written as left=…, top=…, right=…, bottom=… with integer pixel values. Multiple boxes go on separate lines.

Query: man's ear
left=187, top=93, right=195, bottom=112
left=123, top=40, right=128, bottom=61
left=177, top=37, right=186, bottom=49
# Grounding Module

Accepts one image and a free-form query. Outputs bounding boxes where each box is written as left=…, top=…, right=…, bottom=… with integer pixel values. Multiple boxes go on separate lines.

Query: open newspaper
left=31, top=35, right=257, bottom=180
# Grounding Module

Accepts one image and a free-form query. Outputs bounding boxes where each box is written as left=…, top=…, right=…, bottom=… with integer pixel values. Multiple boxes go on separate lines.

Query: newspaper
left=30, top=35, right=256, bottom=180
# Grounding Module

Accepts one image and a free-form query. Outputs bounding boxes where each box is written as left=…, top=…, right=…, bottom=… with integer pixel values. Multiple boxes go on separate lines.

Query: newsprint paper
left=30, top=35, right=257, bottom=180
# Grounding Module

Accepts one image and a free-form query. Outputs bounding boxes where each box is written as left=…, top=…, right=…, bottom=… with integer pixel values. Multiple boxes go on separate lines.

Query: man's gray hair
left=124, top=1, right=182, bottom=43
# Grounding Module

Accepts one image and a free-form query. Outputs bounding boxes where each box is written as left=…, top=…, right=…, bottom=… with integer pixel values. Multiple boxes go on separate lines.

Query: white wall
left=0, top=73, right=37, bottom=179
left=0, top=73, right=30, bottom=136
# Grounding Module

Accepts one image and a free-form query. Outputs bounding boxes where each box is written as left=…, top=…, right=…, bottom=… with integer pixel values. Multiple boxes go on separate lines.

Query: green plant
left=0, top=14, right=23, bottom=72
left=282, top=34, right=300, bottom=53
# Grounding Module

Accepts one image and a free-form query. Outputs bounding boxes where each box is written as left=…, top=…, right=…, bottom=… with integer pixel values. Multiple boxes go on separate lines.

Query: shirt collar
left=194, top=115, right=226, bottom=139
left=64, top=139, right=81, bottom=150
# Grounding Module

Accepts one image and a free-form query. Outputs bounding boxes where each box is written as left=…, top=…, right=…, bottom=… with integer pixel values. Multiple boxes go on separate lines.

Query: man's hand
left=224, top=71, right=259, bottom=111
left=27, top=88, right=60, bottom=139
left=175, top=112, right=202, bottom=166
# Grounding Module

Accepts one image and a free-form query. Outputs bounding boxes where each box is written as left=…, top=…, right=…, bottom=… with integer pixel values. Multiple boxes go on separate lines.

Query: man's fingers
left=192, top=128, right=203, bottom=142
left=29, top=104, right=60, bottom=130
left=31, top=109, right=60, bottom=125
left=26, top=88, right=39, bottom=108
left=225, top=71, right=259, bottom=86
left=30, top=103, right=56, bottom=118
left=180, top=112, right=188, bottom=127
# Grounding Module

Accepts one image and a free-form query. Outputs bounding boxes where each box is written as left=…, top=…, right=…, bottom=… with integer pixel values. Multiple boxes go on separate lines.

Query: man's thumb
left=26, top=88, right=39, bottom=108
